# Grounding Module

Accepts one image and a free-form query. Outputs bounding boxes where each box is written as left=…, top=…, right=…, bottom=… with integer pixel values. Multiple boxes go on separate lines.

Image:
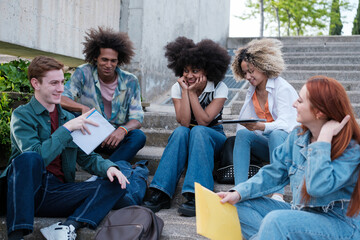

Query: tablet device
left=218, top=119, right=266, bottom=124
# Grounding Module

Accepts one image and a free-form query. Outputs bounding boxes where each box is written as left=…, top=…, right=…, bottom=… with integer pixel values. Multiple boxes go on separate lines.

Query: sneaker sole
left=142, top=201, right=171, bottom=213
left=178, top=207, right=195, bottom=217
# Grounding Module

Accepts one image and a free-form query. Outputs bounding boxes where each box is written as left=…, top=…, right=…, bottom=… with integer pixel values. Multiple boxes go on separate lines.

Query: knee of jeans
left=13, top=152, right=43, bottom=167
left=269, top=130, right=288, bottom=142
left=262, top=210, right=287, bottom=228
left=131, top=129, right=147, bottom=145
left=189, top=125, right=208, bottom=138
left=235, top=129, right=253, bottom=140
left=171, top=126, right=190, bottom=138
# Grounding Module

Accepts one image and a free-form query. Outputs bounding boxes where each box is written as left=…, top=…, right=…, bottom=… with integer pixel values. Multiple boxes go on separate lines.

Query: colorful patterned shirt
left=62, top=63, right=144, bottom=127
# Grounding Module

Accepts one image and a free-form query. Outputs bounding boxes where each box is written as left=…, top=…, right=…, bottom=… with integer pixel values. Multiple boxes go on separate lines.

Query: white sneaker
left=271, top=194, right=285, bottom=202
left=40, top=222, right=77, bottom=240
left=85, top=175, right=98, bottom=182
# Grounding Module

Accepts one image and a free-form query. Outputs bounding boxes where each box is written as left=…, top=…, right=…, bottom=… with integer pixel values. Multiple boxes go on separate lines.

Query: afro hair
left=164, top=36, right=231, bottom=85
left=231, top=38, right=285, bottom=81
left=83, top=26, right=135, bottom=66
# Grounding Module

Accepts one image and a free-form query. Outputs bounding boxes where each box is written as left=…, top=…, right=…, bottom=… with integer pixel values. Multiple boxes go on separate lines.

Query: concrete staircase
left=1, top=36, right=360, bottom=239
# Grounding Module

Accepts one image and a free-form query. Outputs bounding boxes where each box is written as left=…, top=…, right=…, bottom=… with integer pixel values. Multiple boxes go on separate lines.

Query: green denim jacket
left=0, top=97, right=117, bottom=182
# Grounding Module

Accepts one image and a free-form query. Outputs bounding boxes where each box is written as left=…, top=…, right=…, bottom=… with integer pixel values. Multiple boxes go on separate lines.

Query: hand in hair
left=318, top=115, right=350, bottom=143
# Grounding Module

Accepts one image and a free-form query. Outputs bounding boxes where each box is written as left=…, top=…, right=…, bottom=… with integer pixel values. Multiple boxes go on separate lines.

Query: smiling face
left=240, top=61, right=268, bottom=89
left=183, top=66, right=206, bottom=86
left=95, top=48, right=119, bottom=82
left=31, top=69, right=65, bottom=112
left=293, top=85, right=317, bottom=127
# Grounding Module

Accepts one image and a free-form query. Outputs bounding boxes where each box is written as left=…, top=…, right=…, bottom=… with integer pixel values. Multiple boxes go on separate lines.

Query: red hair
left=300, top=76, right=360, bottom=217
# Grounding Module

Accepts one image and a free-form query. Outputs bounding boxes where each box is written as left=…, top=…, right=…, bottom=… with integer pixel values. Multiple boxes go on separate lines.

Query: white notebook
left=71, top=110, right=115, bottom=155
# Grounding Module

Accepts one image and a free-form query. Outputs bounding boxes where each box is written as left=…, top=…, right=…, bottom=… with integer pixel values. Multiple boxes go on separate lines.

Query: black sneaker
left=178, top=195, right=196, bottom=217
left=142, top=189, right=171, bottom=213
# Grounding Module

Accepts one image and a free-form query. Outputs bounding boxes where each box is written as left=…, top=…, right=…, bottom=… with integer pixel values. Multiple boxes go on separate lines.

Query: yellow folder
left=195, top=182, right=242, bottom=240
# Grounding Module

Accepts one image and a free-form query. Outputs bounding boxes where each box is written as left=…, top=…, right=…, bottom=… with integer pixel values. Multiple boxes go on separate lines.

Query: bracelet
left=118, top=126, right=128, bottom=135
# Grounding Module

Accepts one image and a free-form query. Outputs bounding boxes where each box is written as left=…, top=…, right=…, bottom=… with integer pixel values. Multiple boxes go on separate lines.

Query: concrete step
left=0, top=210, right=205, bottom=240
left=286, top=64, right=360, bottom=71
left=282, top=45, right=360, bottom=53
left=283, top=52, right=360, bottom=57
left=227, top=36, right=360, bottom=48
left=281, top=70, right=360, bottom=81
left=235, top=89, right=360, bottom=103
left=283, top=56, right=360, bottom=65
left=143, top=112, right=239, bottom=132
left=143, top=128, right=237, bottom=148
left=231, top=100, right=360, bottom=117
left=287, top=80, right=360, bottom=91
left=1, top=177, right=284, bottom=240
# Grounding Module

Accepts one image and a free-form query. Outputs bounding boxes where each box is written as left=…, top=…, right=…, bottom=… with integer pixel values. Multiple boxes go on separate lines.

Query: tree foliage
left=352, top=0, right=360, bottom=34
left=330, top=0, right=343, bottom=35
left=237, top=0, right=350, bottom=36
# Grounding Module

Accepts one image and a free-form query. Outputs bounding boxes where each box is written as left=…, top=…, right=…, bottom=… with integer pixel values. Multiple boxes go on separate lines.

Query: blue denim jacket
left=233, top=127, right=360, bottom=210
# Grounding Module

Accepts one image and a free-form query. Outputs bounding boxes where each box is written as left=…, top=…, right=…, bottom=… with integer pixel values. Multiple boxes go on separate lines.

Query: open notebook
left=71, top=110, right=115, bottom=154
left=195, top=183, right=242, bottom=240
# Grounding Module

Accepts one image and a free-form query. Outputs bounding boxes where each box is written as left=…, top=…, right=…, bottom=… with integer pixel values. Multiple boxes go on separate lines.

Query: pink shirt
left=99, top=78, right=118, bottom=118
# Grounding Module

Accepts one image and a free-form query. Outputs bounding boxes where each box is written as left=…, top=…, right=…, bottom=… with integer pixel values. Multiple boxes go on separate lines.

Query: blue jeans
left=6, top=152, right=130, bottom=235
left=233, top=129, right=288, bottom=193
left=150, top=125, right=226, bottom=198
left=236, top=197, right=360, bottom=239
left=96, top=129, right=146, bottom=162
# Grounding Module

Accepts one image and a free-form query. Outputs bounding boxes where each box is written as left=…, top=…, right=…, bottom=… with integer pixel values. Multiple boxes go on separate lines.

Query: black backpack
left=95, top=205, right=164, bottom=240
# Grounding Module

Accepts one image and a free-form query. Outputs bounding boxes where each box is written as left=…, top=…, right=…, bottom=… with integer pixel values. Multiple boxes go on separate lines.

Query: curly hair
left=231, top=38, right=285, bottom=81
left=83, top=27, right=135, bottom=66
left=164, top=36, right=231, bottom=85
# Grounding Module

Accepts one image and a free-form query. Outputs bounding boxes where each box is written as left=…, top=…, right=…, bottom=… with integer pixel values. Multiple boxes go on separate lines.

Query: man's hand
left=217, top=191, right=241, bottom=205
left=101, top=127, right=126, bottom=148
left=107, top=166, right=130, bottom=189
left=81, top=105, right=91, bottom=114
left=63, top=108, right=99, bottom=134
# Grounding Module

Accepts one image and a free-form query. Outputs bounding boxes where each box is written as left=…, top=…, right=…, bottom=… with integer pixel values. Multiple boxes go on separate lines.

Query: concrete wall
left=0, top=0, right=121, bottom=59
left=0, top=0, right=230, bottom=102
left=123, top=0, right=231, bottom=102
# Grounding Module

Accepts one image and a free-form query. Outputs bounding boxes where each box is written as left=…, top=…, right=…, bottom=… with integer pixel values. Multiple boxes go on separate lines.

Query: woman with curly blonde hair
left=232, top=38, right=298, bottom=201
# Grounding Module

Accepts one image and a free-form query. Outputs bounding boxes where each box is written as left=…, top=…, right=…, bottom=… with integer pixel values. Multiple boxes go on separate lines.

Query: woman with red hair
left=218, top=76, right=360, bottom=239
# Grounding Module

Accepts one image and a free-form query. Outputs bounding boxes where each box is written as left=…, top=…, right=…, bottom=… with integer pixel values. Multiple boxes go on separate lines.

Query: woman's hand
left=177, top=77, right=189, bottom=90
left=217, top=191, right=241, bottom=205
left=188, top=74, right=207, bottom=93
left=317, top=115, right=350, bottom=143
left=241, top=122, right=265, bottom=131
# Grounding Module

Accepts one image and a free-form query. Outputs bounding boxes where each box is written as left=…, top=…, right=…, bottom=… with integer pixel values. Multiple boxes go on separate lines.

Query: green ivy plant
left=0, top=59, right=32, bottom=93
left=0, top=93, right=12, bottom=167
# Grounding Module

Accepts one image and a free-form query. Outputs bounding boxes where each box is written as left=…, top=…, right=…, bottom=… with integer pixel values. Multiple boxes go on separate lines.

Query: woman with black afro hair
left=143, top=36, right=231, bottom=217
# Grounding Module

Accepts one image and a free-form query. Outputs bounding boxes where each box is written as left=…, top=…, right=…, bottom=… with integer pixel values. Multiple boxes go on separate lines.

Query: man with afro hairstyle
left=61, top=27, right=146, bottom=164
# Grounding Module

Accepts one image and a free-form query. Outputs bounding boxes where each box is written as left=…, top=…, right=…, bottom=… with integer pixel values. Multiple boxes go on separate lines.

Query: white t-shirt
left=171, top=81, right=228, bottom=127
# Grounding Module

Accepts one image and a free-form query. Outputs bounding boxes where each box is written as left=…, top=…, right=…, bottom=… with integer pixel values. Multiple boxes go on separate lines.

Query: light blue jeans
left=233, top=129, right=288, bottom=194
left=236, top=197, right=360, bottom=239
left=150, top=125, right=226, bottom=198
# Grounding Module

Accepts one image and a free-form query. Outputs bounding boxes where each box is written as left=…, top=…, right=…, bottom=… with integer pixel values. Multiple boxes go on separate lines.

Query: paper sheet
left=195, top=183, right=242, bottom=240
left=71, top=110, right=115, bottom=155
